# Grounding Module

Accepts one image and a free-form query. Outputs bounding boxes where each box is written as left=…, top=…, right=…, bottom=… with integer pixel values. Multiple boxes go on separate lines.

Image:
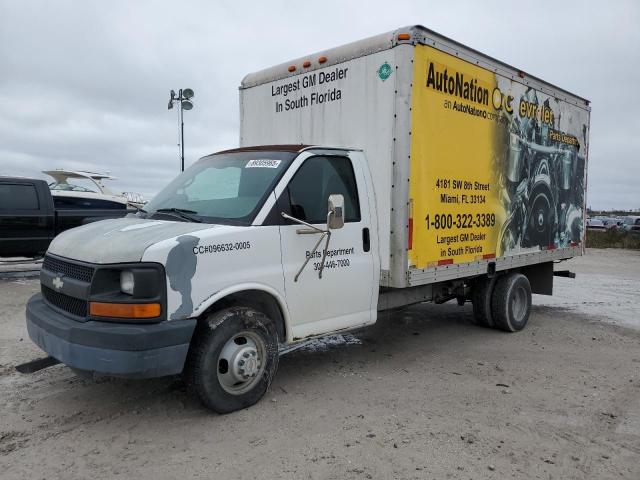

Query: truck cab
left=26, top=145, right=379, bottom=413
left=0, top=176, right=134, bottom=259
left=0, top=177, right=56, bottom=257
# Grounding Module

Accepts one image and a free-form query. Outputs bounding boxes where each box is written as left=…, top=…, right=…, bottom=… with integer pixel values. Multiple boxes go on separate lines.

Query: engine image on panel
left=496, top=85, right=587, bottom=256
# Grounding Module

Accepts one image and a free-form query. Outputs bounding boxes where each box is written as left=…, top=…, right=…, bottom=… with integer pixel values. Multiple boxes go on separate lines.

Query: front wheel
left=185, top=307, right=279, bottom=413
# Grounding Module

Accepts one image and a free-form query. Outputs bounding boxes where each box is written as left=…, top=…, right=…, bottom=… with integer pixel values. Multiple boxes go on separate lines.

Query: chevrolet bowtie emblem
left=52, top=276, right=64, bottom=290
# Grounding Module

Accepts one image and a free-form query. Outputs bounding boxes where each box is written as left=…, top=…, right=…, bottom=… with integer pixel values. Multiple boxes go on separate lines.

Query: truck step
left=553, top=270, right=576, bottom=279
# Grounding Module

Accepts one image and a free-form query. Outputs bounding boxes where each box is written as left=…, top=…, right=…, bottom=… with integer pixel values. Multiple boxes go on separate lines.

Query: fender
left=191, top=282, right=293, bottom=343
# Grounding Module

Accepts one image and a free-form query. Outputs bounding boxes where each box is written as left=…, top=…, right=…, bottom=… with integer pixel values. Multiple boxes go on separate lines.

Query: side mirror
left=327, top=194, right=345, bottom=230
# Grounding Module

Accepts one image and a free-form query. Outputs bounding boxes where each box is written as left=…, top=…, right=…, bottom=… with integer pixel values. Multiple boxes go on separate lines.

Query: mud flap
left=15, top=356, right=60, bottom=374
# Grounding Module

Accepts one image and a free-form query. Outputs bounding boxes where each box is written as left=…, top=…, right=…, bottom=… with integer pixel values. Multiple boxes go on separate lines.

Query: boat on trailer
left=43, top=170, right=145, bottom=210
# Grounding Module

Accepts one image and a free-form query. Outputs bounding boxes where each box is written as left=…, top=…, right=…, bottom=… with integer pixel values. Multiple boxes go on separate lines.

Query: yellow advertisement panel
left=409, top=45, right=587, bottom=269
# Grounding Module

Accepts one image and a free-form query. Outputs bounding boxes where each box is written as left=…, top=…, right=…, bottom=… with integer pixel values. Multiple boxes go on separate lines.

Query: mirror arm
left=293, top=231, right=329, bottom=282
left=281, top=212, right=326, bottom=235
left=281, top=211, right=335, bottom=281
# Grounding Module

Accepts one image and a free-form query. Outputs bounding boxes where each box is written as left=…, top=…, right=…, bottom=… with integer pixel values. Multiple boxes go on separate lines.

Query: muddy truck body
left=26, top=26, right=590, bottom=412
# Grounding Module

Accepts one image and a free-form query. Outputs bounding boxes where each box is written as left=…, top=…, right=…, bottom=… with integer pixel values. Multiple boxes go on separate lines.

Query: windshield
left=49, top=181, right=97, bottom=193
left=144, top=151, right=297, bottom=225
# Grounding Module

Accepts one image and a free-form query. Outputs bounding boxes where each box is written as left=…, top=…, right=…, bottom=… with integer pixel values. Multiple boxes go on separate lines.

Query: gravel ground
left=1, top=249, right=639, bottom=479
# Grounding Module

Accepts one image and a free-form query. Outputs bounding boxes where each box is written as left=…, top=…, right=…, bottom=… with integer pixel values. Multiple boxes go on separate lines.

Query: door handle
left=362, top=227, right=370, bottom=252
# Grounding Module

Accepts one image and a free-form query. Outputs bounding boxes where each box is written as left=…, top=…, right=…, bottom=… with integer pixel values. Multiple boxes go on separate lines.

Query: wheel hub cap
left=233, top=347, right=261, bottom=380
left=217, top=331, right=267, bottom=395
left=512, top=286, right=527, bottom=321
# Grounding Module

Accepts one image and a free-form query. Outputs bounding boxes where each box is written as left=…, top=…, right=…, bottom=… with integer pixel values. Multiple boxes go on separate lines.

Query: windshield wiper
left=154, top=207, right=202, bottom=223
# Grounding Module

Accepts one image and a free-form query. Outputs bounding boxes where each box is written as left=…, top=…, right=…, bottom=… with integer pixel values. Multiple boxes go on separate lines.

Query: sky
left=1, top=0, right=638, bottom=210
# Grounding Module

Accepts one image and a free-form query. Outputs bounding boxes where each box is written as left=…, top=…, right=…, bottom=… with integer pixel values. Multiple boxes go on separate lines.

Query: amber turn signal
left=89, top=302, right=161, bottom=319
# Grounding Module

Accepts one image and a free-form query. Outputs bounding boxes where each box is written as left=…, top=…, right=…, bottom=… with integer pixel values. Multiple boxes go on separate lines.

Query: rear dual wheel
left=491, top=273, right=532, bottom=332
left=471, top=276, right=496, bottom=328
left=471, top=273, right=531, bottom=332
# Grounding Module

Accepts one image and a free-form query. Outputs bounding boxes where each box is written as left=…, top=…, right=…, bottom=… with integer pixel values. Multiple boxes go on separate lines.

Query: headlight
left=89, top=263, right=166, bottom=322
left=120, top=270, right=135, bottom=295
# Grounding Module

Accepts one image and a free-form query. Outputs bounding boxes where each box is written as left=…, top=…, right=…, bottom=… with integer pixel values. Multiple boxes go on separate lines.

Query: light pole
left=168, top=88, right=194, bottom=172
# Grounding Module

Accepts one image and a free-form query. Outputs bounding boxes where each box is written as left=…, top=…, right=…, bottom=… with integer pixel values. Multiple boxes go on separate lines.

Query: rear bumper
left=26, top=294, right=197, bottom=378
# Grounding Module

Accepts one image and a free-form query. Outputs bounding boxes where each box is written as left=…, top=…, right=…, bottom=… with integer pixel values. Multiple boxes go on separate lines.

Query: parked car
left=599, top=217, right=620, bottom=230
left=621, top=216, right=640, bottom=234
left=586, top=218, right=607, bottom=231
left=0, top=176, right=134, bottom=258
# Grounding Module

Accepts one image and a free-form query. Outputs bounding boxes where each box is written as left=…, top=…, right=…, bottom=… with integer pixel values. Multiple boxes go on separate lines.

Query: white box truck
left=25, top=26, right=590, bottom=413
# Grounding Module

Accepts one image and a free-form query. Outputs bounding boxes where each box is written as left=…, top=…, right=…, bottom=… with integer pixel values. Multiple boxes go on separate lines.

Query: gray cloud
left=1, top=0, right=638, bottom=209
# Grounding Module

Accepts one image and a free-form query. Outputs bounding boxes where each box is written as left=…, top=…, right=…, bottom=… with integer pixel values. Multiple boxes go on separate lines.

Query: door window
left=53, top=197, right=126, bottom=209
left=0, top=184, right=39, bottom=210
left=286, top=156, right=360, bottom=224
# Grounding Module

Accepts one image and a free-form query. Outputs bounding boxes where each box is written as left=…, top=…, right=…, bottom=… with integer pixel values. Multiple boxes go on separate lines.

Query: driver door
left=275, top=154, right=375, bottom=340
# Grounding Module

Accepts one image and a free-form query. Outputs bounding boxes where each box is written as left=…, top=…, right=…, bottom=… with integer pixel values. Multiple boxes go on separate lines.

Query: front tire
left=185, top=307, right=279, bottom=413
left=491, top=273, right=532, bottom=332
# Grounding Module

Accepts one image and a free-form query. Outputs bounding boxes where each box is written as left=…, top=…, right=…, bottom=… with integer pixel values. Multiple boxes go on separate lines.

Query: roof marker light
left=288, top=65, right=296, bottom=72
left=318, top=56, right=327, bottom=64
left=303, top=61, right=311, bottom=68
left=397, top=33, right=411, bottom=40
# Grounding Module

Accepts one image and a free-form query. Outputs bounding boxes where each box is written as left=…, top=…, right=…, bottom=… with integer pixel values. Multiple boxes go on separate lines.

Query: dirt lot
left=1, top=249, right=639, bottom=479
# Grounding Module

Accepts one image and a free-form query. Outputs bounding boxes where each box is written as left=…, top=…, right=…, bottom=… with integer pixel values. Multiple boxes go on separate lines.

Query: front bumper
left=26, top=293, right=197, bottom=378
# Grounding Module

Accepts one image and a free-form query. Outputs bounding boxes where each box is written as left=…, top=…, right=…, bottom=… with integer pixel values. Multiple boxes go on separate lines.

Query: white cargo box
left=240, top=25, right=590, bottom=288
